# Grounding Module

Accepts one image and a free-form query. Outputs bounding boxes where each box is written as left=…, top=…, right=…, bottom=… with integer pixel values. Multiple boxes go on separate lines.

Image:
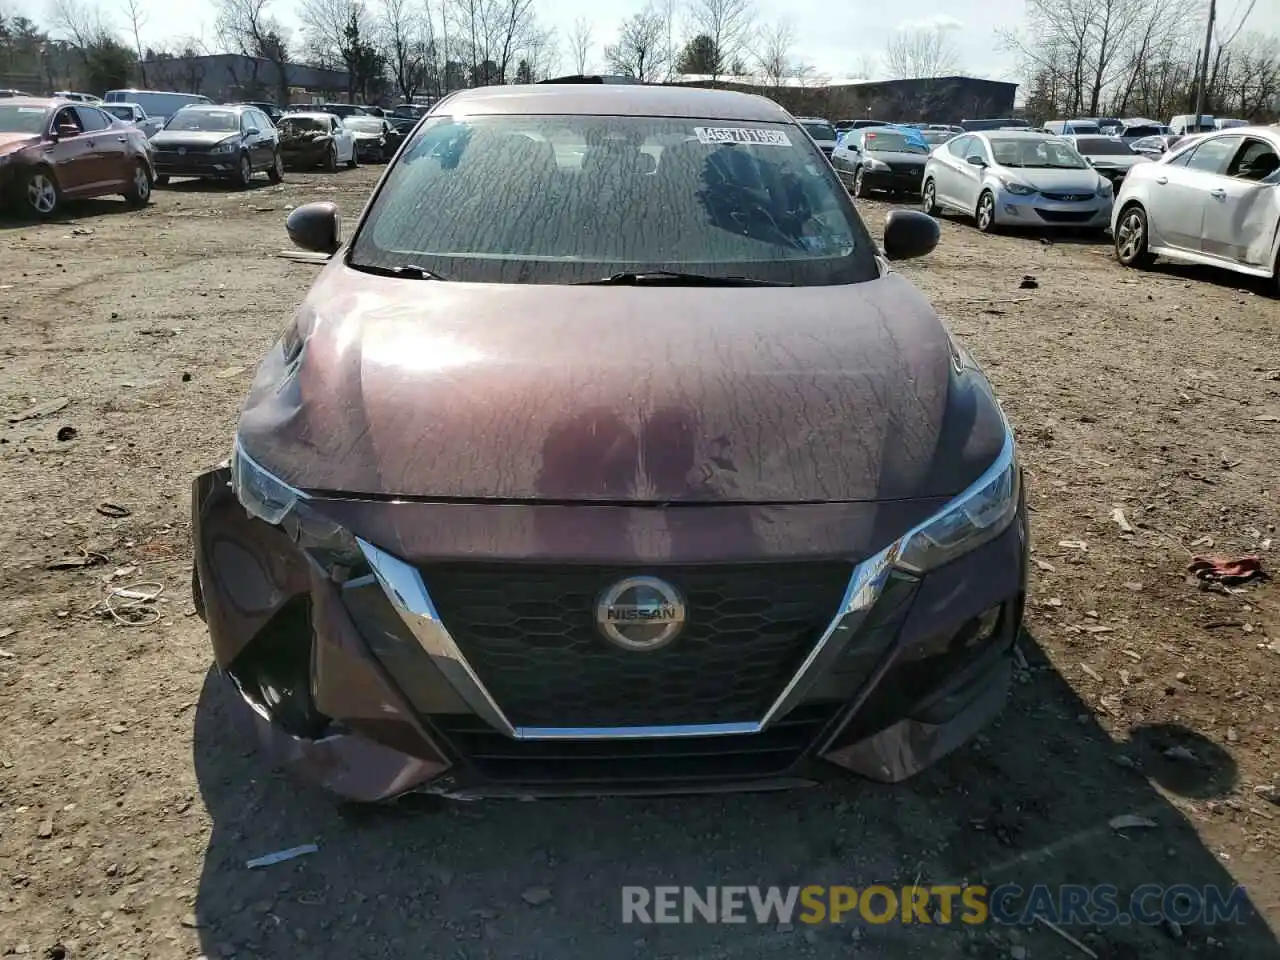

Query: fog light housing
left=950, top=604, right=1003, bottom=651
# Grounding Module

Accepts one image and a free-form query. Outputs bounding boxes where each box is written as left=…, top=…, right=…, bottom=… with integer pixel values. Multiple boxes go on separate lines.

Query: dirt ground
left=0, top=166, right=1277, bottom=960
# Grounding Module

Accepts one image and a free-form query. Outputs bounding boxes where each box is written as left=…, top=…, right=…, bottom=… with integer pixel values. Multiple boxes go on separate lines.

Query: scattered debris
left=95, top=502, right=130, bottom=519
left=1226, top=727, right=1239, bottom=743
left=1058, top=539, right=1088, bottom=550
left=36, top=818, right=54, bottom=839
left=1163, top=745, right=1198, bottom=763
left=1190, top=535, right=1214, bottom=548
left=1188, top=555, right=1265, bottom=587
left=1251, top=414, right=1279, bottom=422
left=90, top=581, right=165, bottom=626
left=245, top=844, right=318, bottom=869
left=1109, top=813, right=1159, bottom=832
left=1110, top=508, right=1134, bottom=533
left=8, top=397, right=69, bottom=423
left=1080, top=664, right=1103, bottom=682
left=1123, top=581, right=1144, bottom=591
left=1034, top=915, right=1098, bottom=958
left=1082, top=625, right=1115, bottom=634
left=215, top=366, right=245, bottom=379
left=521, top=886, right=553, bottom=906
left=1033, top=558, right=1056, bottom=572
left=277, top=250, right=332, bottom=264
left=45, top=551, right=107, bottom=570
left=1018, top=275, right=1039, bottom=289
left=0, top=627, right=13, bottom=639
left=55, top=426, right=77, bottom=441
left=1202, top=619, right=1244, bottom=630
left=1121, top=649, right=1142, bottom=661
left=181, top=372, right=193, bottom=382
left=1162, top=918, right=1185, bottom=941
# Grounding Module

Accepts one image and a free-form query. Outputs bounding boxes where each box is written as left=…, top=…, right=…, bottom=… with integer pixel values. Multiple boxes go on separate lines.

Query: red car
left=0, top=97, right=155, bottom=218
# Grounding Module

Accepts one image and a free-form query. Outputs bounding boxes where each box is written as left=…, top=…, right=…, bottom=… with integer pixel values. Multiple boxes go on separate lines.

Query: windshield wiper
left=356, top=262, right=450, bottom=280
left=576, top=271, right=792, bottom=287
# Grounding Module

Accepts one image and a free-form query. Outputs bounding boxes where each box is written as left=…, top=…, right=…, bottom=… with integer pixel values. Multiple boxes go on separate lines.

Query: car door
left=1149, top=135, right=1242, bottom=252
left=333, top=118, right=353, bottom=161
left=933, top=135, right=971, bottom=209
left=830, top=131, right=861, bottom=186
left=954, top=136, right=990, bottom=212
left=1200, top=137, right=1280, bottom=266
left=47, top=106, right=95, bottom=192
left=75, top=105, right=128, bottom=188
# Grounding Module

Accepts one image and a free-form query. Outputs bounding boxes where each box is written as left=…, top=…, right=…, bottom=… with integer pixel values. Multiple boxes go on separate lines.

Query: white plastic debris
left=245, top=844, right=318, bottom=869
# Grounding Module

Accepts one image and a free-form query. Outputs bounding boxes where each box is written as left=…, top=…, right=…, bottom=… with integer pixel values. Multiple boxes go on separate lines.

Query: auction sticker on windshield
left=694, top=127, right=792, bottom=146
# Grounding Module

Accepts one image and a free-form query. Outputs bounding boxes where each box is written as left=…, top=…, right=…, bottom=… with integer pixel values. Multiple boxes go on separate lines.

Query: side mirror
left=286, top=201, right=342, bottom=254
left=883, top=209, right=940, bottom=261
left=244, top=127, right=261, bottom=137
left=965, top=155, right=986, bottom=167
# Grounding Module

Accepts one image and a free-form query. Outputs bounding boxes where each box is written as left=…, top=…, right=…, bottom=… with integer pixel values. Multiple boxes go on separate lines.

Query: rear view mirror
left=245, top=127, right=261, bottom=136
left=966, top=155, right=986, bottom=167
left=286, top=201, right=342, bottom=254
left=883, top=209, right=940, bottom=261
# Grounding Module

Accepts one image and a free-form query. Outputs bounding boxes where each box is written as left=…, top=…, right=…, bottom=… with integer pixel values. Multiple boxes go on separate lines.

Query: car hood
left=350, top=130, right=383, bottom=139
left=0, top=132, right=39, bottom=155
left=998, top=166, right=1104, bottom=191
left=237, top=266, right=1006, bottom=504
left=1085, top=154, right=1148, bottom=169
left=870, top=150, right=929, bottom=166
left=152, top=131, right=238, bottom=147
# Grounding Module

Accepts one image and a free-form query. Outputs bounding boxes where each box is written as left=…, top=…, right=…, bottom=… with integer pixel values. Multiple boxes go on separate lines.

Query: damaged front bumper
left=191, top=460, right=1028, bottom=802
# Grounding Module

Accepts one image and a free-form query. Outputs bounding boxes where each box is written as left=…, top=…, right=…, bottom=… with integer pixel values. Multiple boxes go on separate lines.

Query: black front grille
left=431, top=703, right=837, bottom=784
left=1035, top=207, right=1097, bottom=223
left=1041, top=191, right=1093, bottom=202
left=421, top=562, right=853, bottom=727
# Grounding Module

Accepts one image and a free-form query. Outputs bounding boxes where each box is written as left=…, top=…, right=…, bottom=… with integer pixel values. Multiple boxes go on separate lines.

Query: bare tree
left=853, top=52, right=880, bottom=81
left=883, top=25, right=961, bottom=79
left=48, top=0, right=108, bottom=48
left=381, top=0, right=427, bottom=99
left=685, top=0, right=753, bottom=82
left=604, top=7, right=670, bottom=82
left=753, top=17, right=794, bottom=86
left=492, top=0, right=535, bottom=83
left=121, top=0, right=147, bottom=84
left=567, top=15, right=592, bottom=74
left=215, top=0, right=291, bottom=102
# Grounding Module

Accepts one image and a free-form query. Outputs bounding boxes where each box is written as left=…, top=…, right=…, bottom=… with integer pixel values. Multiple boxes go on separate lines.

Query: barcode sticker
left=693, top=127, right=792, bottom=147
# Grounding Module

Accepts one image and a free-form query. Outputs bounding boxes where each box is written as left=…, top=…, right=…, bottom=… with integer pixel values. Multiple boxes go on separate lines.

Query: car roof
left=434, top=83, right=792, bottom=122
left=975, top=130, right=1062, bottom=140
left=794, top=116, right=832, bottom=123
left=5, top=97, right=61, bottom=109
left=178, top=103, right=248, bottom=112
left=283, top=112, right=338, bottom=120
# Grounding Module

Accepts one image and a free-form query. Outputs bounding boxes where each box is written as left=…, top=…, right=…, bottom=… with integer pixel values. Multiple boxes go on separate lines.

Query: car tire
left=921, top=178, right=939, bottom=215
left=852, top=167, right=868, bottom=198
left=267, top=151, right=284, bottom=184
left=1114, top=203, right=1155, bottom=268
left=235, top=152, right=254, bottom=188
left=347, top=147, right=358, bottom=169
left=20, top=167, right=61, bottom=219
left=155, top=174, right=170, bottom=186
left=325, top=144, right=339, bottom=172
left=122, top=161, right=152, bottom=207
left=975, top=190, right=999, bottom=233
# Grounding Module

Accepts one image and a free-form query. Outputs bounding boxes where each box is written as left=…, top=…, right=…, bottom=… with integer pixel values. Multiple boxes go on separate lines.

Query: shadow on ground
left=191, top=631, right=1278, bottom=959
left=0, top=196, right=147, bottom=229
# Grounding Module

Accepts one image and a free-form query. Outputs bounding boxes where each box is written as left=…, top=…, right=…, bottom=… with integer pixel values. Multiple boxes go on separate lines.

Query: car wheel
left=347, top=146, right=358, bottom=169
left=325, top=143, right=339, bottom=172
left=123, top=160, right=152, bottom=207
left=235, top=152, right=254, bottom=188
left=921, top=178, right=939, bottom=215
left=21, top=167, right=60, bottom=219
left=1114, top=204, right=1155, bottom=268
left=852, top=167, right=868, bottom=199
left=155, top=174, right=170, bottom=186
left=267, top=150, right=284, bottom=184
left=975, top=190, right=998, bottom=233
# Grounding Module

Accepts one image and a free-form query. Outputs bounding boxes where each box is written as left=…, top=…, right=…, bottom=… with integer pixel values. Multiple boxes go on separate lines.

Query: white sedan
left=1112, top=125, right=1280, bottom=291
left=922, top=130, right=1114, bottom=234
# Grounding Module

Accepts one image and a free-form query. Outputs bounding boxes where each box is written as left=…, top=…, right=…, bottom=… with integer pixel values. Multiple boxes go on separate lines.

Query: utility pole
left=1192, top=0, right=1216, bottom=126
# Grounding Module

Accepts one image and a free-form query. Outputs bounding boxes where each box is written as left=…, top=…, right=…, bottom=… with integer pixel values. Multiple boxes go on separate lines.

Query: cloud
left=896, top=15, right=965, bottom=32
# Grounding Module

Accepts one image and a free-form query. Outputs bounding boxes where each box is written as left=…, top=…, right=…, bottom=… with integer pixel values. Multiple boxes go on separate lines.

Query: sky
left=8, top=0, right=1279, bottom=88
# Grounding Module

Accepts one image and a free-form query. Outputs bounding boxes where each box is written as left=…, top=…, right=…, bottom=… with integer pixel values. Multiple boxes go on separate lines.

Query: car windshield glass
left=1075, top=136, right=1135, bottom=156
left=350, top=114, right=876, bottom=285
left=280, top=117, right=326, bottom=133
left=864, top=131, right=929, bottom=154
left=990, top=137, right=1089, bottom=169
left=1122, top=125, right=1161, bottom=138
left=103, top=105, right=135, bottom=119
left=801, top=121, right=835, bottom=141
left=0, top=105, right=48, bottom=133
left=166, top=110, right=238, bottom=132
left=346, top=117, right=382, bottom=132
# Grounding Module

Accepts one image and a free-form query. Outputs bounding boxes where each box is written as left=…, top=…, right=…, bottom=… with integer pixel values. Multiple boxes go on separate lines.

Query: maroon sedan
left=192, top=83, right=1028, bottom=802
left=0, top=98, right=154, bottom=218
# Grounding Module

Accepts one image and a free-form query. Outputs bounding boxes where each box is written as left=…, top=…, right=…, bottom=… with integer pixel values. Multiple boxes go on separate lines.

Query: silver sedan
left=922, top=130, right=1114, bottom=234
left=1112, top=126, right=1280, bottom=291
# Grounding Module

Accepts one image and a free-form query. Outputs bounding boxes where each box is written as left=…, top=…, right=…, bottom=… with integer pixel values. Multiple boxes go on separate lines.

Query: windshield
left=103, top=105, right=136, bottom=120
left=280, top=116, right=328, bottom=133
left=1074, top=136, right=1135, bottom=156
left=166, top=109, right=238, bottom=132
left=864, top=131, right=929, bottom=154
left=346, top=117, right=383, bottom=133
left=920, top=131, right=950, bottom=145
left=1121, top=125, right=1161, bottom=138
left=0, top=104, right=49, bottom=133
left=990, top=137, right=1090, bottom=169
left=801, top=121, right=836, bottom=142
left=393, top=104, right=427, bottom=118
left=350, top=114, right=876, bottom=285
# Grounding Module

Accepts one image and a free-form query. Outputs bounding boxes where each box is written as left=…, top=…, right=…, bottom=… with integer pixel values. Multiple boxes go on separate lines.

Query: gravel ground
left=0, top=166, right=1277, bottom=960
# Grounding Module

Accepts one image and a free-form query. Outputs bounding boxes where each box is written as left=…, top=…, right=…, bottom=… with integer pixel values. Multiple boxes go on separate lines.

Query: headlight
left=863, top=157, right=889, bottom=171
left=895, top=433, right=1021, bottom=574
left=1097, top=179, right=1114, bottom=196
left=999, top=178, right=1036, bottom=196
left=210, top=139, right=238, bottom=154
left=230, top=439, right=362, bottom=571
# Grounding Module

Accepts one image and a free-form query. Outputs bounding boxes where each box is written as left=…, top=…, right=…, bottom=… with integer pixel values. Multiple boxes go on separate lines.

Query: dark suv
left=192, top=83, right=1027, bottom=802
